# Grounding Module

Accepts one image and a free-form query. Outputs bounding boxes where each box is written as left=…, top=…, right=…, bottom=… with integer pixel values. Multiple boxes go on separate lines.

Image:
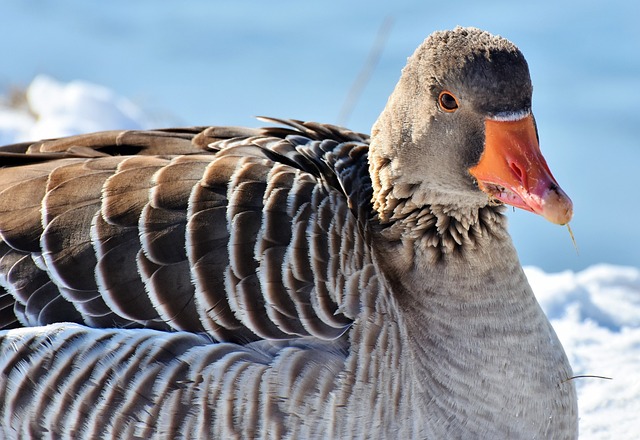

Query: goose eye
left=438, top=91, right=459, bottom=112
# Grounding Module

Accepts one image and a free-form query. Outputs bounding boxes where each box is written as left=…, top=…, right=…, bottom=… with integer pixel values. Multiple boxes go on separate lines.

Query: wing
left=0, top=120, right=385, bottom=437
left=0, top=121, right=376, bottom=344
left=0, top=323, right=349, bottom=438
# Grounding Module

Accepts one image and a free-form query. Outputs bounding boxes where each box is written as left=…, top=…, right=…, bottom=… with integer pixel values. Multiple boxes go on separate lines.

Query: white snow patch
left=526, top=265, right=640, bottom=439
left=0, top=75, right=153, bottom=143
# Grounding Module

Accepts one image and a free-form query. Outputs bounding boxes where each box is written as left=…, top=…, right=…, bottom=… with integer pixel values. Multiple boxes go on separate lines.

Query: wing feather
left=0, top=121, right=375, bottom=341
left=92, top=215, right=165, bottom=327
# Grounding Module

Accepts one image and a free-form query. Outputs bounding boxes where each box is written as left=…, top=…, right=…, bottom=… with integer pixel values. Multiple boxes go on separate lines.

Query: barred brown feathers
left=0, top=27, right=578, bottom=439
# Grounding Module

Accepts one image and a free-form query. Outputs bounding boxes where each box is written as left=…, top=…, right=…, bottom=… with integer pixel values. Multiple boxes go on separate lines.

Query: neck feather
left=365, top=207, right=578, bottom=437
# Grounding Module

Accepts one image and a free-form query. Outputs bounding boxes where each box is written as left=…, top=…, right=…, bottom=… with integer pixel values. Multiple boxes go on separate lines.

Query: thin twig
left=561, top=375, right=612, bottom=384
left=566, top=223, right=579, bottom=255
left=337, top=16, right=393, bottom=127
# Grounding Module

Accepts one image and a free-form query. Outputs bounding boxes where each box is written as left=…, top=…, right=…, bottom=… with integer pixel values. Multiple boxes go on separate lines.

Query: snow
left=1, top=72, right=639, bottom=439
left=0, top=75, right=153, bottom=143
left=526, top=265, right=640, bottom=438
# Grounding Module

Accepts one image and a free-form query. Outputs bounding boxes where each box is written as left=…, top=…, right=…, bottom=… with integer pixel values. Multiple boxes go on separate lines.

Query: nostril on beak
left=510, top=162, right=524, bottom=182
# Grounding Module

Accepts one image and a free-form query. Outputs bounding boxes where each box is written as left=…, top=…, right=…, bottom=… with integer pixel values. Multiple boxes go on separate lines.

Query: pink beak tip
left=540, top=186, right=573, bottom=225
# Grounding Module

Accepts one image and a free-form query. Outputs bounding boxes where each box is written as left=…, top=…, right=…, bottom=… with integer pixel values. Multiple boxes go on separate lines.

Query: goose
left=0, top=27, right=578, bottom=439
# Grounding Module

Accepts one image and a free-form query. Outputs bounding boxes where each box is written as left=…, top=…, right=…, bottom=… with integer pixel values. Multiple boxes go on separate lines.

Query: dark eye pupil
left=440, top=93, right=458, bottom=110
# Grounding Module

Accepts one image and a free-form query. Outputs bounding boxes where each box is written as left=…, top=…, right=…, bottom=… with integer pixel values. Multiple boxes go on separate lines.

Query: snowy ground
left=526, top=265, right=640, bottom=438
left=1, top=78, right=639, bottom=438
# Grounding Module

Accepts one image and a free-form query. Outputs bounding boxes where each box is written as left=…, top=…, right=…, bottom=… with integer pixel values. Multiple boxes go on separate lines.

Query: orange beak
left=469, top=114, right=573, bottom=225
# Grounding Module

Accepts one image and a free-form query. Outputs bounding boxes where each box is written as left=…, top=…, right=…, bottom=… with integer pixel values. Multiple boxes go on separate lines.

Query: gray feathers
left=0, top=323, right=347, bottom=439
left=0, top=122, right=377, bottom=438
left=0, top=27, right=578, bottom=439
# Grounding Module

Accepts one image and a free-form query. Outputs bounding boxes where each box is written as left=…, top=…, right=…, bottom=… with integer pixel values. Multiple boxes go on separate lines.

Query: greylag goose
left=0, top=27, right=578, bottom=439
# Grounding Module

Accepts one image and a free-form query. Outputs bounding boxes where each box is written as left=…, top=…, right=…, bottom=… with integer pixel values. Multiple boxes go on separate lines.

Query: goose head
left=370, top=27, right=572, bottom=226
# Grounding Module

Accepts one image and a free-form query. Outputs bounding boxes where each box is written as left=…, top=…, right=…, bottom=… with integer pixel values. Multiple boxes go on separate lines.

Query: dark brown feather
left=0, top=121, right=372, bottom=341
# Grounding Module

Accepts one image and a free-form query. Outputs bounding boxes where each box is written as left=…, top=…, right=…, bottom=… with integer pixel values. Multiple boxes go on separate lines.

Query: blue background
left=1, top=0, right=638, bottom=271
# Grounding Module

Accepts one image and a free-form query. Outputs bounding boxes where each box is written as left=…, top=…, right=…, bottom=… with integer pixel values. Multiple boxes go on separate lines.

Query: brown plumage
left=0, top=28, right=577, bottom=439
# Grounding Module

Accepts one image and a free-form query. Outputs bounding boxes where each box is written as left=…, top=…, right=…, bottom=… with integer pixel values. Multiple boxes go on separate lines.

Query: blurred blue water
left=1, top=0, right=638, bottom=271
